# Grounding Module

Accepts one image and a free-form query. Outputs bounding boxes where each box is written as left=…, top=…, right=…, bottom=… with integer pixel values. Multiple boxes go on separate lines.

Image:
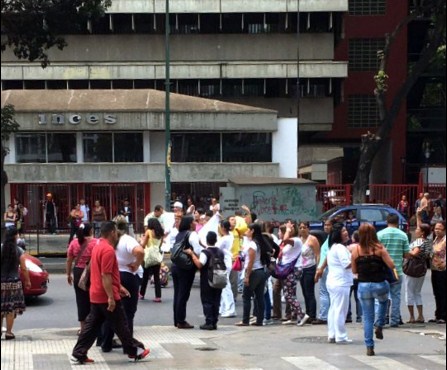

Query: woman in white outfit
left=326, top=223, right=353, bottom=344
left=218, top=220, right=236, bottom=317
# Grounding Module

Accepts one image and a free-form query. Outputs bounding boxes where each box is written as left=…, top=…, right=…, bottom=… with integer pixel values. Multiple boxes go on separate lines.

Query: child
left=185, top=231, right=226, bottom=330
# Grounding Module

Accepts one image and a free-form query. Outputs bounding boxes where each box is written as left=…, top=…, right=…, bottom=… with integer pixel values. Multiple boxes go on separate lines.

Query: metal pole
left=164, top=0, right=172, bottom=210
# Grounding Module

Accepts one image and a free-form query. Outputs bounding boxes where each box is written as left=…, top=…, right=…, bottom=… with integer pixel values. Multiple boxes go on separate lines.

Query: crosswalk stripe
left=282, top=356, right=340, bottom=370
left=350, top=355, right=418, bottom=370
left=419, top=355, right=446, bottom=366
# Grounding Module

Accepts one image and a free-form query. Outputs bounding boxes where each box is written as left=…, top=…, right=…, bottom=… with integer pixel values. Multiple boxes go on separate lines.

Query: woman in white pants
left=326, top=223, right=353, bottom=344
left=218, top=220, right=236, bottom=317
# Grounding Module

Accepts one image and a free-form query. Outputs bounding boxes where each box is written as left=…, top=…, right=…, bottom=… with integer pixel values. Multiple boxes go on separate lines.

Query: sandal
left=235, top=321, right=249, bottom=327
left=406, top=319, right=416, bottom=324
left=416, top=319, right=425, bottom=323
left=5, top=333, right=15, bottom=340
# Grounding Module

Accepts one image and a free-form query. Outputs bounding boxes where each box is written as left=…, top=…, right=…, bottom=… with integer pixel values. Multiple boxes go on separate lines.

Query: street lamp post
left=164, top=0, right=171, bottom=210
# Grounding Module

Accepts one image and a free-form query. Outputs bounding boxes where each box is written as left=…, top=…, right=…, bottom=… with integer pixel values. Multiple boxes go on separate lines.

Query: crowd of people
left=1, top=193, right=446, bottom=363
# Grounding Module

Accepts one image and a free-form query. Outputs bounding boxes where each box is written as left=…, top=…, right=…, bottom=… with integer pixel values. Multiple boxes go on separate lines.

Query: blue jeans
left=318, top=268, right=330, bottom=321
left=358, top=281, right=389, bottom=348
left=375, top=277, right=402, bottom=326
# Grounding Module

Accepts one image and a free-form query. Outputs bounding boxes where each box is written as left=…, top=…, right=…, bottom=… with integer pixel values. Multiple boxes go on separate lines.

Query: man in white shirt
left=80, top=199, right=90, bottom=223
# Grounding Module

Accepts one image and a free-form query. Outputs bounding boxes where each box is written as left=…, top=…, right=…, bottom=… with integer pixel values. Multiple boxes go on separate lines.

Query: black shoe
left=177, top=321, right=194, bottom=329
left=112, top=339, right=122, bottom=349
left=199, top=324, right=215, bottom=330
left=345, top=317, right=352, bottom=323
left=375, top=327, right=383, bottom=340
left=312, top=319, right=327, bottom=325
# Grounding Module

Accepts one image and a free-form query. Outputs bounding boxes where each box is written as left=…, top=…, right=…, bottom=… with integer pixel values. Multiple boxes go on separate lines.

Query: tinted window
left=15, top=133, right=46, bottom=163
left=358, top=208, right=385, bottom=222
left=171, top=133, right=220, bottom=162
left=48, top=133, right=77, bottom=163
left=83, top=133, right=113, bottom=162
left=114, top=133, right=143, bottom=162
left=222, top=133, right=271, bottom=162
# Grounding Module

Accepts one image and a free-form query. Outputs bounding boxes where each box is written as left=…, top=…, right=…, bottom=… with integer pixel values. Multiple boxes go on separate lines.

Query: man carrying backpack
left=185, top=231, right=226, bottom=330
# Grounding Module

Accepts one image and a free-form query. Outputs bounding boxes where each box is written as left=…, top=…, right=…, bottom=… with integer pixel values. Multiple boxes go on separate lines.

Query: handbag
left=170, top=232, right=194, bottom=270
left=272, top=254, right=300, bottom=280
left=144, top=240, right=163, bottom=268
left=403, top=256, right=427, bottom=278
left=384, top=265, right=399, bottom=284
left=232, top=255, right=243, bottom=272
left=78, top=262, right=91, bottom=291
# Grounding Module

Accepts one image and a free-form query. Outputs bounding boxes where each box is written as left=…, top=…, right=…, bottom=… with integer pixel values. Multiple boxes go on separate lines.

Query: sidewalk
left=1, top=322, right=445, bottom=369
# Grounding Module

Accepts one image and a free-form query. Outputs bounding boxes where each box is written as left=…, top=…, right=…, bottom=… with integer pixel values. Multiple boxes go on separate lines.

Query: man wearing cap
left=43, top=193, right=58, bottom=234
left=173, top=201, right=184, bottom=214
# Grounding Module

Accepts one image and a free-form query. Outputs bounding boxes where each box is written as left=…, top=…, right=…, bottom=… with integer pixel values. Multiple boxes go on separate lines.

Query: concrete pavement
left=1, top=319, right=445, bottom=369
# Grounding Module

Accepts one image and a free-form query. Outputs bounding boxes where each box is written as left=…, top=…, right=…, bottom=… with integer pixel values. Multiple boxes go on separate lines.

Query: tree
left=1, top=0, right=111, bottom=67
left=1, top=105, right=19, bottom=240
left=1, top=0, right=111, bottom=239
left=352, top=0, right=446, bottom=203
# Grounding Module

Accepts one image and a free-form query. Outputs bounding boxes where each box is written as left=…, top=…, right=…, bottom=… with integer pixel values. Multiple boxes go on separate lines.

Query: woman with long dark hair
left=326, top=223, right=353, bottom=344
left=172, top=215, right=202, bottom=329
left=66, top=223, right=97, bottom=334
left=140, top=218, right=165, bottom=302
left=235, top=223, right=270, bottom=326
left=352, top=223, right=395, bottom=356
left=1, top=227, right=31, bottom=340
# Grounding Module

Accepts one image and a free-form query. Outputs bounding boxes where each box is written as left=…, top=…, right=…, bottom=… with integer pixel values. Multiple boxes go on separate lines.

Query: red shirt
left=89, top=238, right=121, bottom=304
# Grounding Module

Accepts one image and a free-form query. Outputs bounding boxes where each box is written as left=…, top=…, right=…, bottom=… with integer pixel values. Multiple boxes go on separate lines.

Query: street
left=1, top=271, right=445, bottom=369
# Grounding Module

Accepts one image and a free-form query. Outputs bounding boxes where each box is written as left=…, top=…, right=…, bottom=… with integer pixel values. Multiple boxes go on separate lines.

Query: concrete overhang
left=228, top=176, right=315, bottom=185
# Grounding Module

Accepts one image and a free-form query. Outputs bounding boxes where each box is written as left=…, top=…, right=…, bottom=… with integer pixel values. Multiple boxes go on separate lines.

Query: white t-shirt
left=281, top=237, right=303, bottom=265
left=217, top=234, right=234, bottom=273
left=327, top=243, right=353, bottom=288
left=116, top=234, right=143, bottom=278
left=243, top=240, right=262, bottom=270
left=188, top=231, right=203, bottom=256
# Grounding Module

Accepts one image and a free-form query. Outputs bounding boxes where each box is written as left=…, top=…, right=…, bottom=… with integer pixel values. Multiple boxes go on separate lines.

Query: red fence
left=316, top=182, right=446, bottom=214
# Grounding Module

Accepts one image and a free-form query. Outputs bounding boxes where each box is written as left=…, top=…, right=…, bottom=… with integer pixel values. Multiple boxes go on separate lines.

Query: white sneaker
left=282, top=320, right=295, bottom=325
left=249, top=317, right=257, bottom=324
left=263, top=319, right=274, bottom=325
left=221, top=313, right=237, bottom=318
left=297, top=314, right=310, bottom=326
left=336, top=338, right=353, bottom=344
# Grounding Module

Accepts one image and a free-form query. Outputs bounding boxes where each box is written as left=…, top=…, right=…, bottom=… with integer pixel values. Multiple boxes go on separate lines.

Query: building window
left=222, top=133, right=272, bottom=162
left=348, top=95, right=380, bottom=128
left=15, top=133, right=46, bottom=163
left=114, top=133, right=143, bottom=162
left=349, top=0, right=386, bottom=16
left=83, top=133, right=113, bottom=162
left=171, top=133, right=220, bottom=162
left=47, top=133, right=77, bottom=162
left=349, top=38, right=385, bottom=71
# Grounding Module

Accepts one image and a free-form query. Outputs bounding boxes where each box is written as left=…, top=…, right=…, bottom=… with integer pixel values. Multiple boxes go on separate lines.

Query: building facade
left=2, top=89, right=296, bottom=231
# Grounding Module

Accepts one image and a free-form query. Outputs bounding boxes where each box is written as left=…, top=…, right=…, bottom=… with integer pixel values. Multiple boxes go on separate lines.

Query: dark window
left=113, top=14, right=133, bottom=34
left=91, top=14, right=111, bottom=34
left=177, top=80, right=199, bottom=96
left=200, top=14, right=220, bottom=33
left=24, top=80, right=45, bottom=89
left=134, top=79, right=154, bottom=89
left=245, top=13, right=264, bottom=34
left=349, top=38, right=385, bottom=71
left=174, top=13, right=199, bottom=34
left=47, top=80, right=67, bottom=89
left=222, top=79, right=243, bottom=97
left=15, top=133, right=46, bottom=163
left=222, top=133, right=272, bottom=162
left=83, top=133, right=113, bottom=162
left=90, top=80, right=112, bottom=89
left=348, top=95, right=380, bottom=128
left=2, top=80, right=23, bottom=90
left=349, top=0, right=386, bottom=15
left=199, top=79, right=220, bottom=97
left=47, top=133, right=77, bottom=163
left=68, top=80, right=89, bottom=89
left=114, top=133, right=143, bottom=162
left=171, top=133, right=220, bottom=162
left=133, top=14, right=154, bottom=33
left=222, top=14, right=243, bottom=33
left=244, top=79, right=264, bottom=96
left=112, top=80, right=134, bottom=89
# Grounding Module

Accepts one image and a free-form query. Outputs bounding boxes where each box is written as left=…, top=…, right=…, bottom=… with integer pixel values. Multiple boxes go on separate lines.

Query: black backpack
left=203, top=248, right=227, bottom=289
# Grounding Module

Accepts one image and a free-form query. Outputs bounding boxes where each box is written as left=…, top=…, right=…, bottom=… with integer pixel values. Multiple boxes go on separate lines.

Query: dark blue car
left=310, top=204, right=410, bottom=238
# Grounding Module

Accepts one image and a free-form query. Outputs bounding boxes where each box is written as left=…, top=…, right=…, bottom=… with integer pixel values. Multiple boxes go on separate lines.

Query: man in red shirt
left=71, top=221, right=150, bottom=364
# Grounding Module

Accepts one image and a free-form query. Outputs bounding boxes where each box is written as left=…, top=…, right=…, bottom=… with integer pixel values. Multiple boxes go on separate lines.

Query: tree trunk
left=1, top=145, right=8, bottom=242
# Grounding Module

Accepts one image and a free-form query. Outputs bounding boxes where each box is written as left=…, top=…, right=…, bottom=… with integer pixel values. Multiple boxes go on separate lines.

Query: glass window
left=349, top=0, right=386, bottom=15
left=171, top=133, right=220, bottom=162
left=83, top=133, right=113, bottom=162
left=222, top=133, right=272, bottom=162
left=348, top=95, right=380, bottom=128
left=349, top=38, right=385, bottom=71
left=48, top=133, right=77, bottom=163
left=114, top=133, right=143, bottom=162
left=15, top=133, right=46, bottom=163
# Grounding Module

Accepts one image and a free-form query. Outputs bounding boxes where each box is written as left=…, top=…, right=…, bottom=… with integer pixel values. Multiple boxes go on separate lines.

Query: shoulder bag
left=144, top=239, right=164, bottom=268
left=403, top=256, right=427, bottom=278
left=272, top=253, right=300, bottom=280
left=170, top=231, right=194, bottom=270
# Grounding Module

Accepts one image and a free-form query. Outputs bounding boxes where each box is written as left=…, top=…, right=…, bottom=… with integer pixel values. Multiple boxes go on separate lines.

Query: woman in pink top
left=66, top=223, right=98, bottom=334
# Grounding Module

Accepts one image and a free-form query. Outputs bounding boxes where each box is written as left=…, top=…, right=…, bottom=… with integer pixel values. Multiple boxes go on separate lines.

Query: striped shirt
left=377, top=227, right=410, bottom=276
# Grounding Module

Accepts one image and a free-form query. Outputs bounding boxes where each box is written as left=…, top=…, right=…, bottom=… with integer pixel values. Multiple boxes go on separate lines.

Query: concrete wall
left=107, top=0, right=348, bottom=13
left=1, top=34, right=334, bottom=63
left=150, top=182, right=165, bottom=207
left=273, top=118, right=298, bottom=177
left=4, top=163, right=280, bottom=183
left=220, top=183, right=317, bottom=223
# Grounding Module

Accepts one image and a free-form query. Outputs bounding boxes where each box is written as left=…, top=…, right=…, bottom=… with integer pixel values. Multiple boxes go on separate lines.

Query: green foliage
left=374, top=70, right=389, bottom=92
left=1, top=0, right=111, bottom=67
left=1, top=105, right=19, bottom=143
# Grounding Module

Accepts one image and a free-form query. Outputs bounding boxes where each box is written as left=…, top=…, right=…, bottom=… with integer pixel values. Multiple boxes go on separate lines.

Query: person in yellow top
left=228, top=205, right=252, bottom=301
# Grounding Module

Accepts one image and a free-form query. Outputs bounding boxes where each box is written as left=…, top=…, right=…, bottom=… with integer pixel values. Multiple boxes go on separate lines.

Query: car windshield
left=318, top=207, right=342, bottom=221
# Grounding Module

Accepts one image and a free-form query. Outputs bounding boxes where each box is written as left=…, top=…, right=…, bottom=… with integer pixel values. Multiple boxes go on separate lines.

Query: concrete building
left=1, top=89, right=297, bottom=231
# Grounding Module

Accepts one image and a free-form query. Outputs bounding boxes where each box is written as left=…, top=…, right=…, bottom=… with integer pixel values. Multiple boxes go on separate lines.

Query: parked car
left=310, top=204, right=411, bottom=239
left=20, top=254, right=49, bottom=297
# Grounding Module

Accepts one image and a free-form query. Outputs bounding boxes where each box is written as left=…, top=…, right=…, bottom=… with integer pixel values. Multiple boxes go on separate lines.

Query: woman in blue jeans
left=351, top=223, right=396, bottom=357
